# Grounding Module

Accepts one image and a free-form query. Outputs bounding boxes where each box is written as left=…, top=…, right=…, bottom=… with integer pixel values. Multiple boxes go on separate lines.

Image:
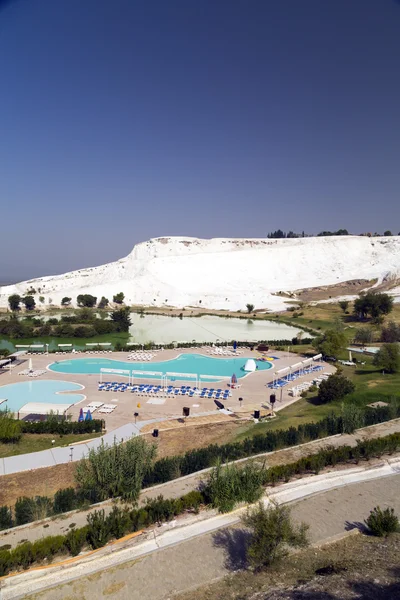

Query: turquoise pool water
left=49, top=354, right=273, bottom=381
left=0, top=380, right=85, bottom=413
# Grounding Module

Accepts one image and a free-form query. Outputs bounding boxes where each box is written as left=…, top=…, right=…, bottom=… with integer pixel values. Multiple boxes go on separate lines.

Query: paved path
left=3, top=460, right=400, bottom=600
left=1, top=418, right=399, bottom=549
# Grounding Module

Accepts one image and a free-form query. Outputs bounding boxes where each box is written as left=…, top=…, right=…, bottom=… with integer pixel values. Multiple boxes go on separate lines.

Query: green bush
left=75, top=437, right=156, bottom=502
left=243, top=501, right=309, bottom=569
left=365, top=506, right=399, bottom=537
left=65, top=526, right=88, bottom=556
left=0, top=411, right=22, bottom=443
left=0, top=506, right=13, bottom=530
left=86, top=510, right=110, bottom=549
left=53, top=488, right=78, bottom=514
left=317, top=374, right=355, bottom=404
left=204, top=460, right=264, bottom=513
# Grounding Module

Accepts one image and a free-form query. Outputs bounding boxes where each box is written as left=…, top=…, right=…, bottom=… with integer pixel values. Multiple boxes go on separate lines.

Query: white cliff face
left=1, top=236, right=400, bottom=311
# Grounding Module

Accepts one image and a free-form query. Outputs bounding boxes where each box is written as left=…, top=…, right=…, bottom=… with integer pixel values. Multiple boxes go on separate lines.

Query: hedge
left=1, top=403, right=399, bottom=531
left=1, top=434, right=399, bottom=577
left=20, top=419, right=103, bottom=435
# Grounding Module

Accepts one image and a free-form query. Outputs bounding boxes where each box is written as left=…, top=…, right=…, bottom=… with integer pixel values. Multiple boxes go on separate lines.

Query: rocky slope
left=1, top=236, right=399, bottom=311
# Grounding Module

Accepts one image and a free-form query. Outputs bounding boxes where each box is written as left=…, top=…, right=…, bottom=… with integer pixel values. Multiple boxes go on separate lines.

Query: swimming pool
left=0, top=380, right=85, bottom=413
left=49, top=354, right=273, bottom=381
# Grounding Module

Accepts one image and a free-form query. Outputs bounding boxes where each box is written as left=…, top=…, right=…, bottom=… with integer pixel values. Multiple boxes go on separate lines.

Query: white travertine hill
left=1, top=235, right=399, bottom=311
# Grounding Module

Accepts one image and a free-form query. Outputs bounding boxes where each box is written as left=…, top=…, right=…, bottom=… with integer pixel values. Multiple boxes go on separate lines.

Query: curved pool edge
left=46, top=352, right=274, bottom=381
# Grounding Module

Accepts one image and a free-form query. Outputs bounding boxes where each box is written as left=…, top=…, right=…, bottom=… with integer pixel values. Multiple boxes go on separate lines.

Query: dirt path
left=1, top=418, right=399, bottom=550
left=21, top=473, right=400, bottom=600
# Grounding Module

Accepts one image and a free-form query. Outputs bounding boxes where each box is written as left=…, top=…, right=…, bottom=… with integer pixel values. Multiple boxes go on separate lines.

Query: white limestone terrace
left=1, top=235, right=400, bottom=311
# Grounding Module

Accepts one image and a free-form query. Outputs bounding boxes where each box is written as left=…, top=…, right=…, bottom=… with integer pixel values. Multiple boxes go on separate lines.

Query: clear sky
left=0, top=0, right=399, bottom=282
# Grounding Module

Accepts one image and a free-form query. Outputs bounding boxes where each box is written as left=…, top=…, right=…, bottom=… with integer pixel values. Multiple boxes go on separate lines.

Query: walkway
left=4, top=463, right=400, bottom=600
left=1, top=418, right=399, bottom=549
left=0, top=411, right=223, bottom=476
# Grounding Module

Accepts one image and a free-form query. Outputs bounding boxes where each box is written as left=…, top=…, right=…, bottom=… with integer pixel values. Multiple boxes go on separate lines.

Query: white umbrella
left=28, top=358, right=33, bottom=372
left=349, top=350, right=352, bottom=363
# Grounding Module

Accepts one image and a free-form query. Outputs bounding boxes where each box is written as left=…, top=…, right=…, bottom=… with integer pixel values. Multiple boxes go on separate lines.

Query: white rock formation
left=1, top=236, right=399, bottom=311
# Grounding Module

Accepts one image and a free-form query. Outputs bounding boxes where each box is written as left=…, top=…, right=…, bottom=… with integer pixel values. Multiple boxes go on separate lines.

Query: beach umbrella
left=349, top=350, right=353, bottom=363
left=85, top=409, right=92, bottom=421
left=214, top=400, right=225, bottom=410
left=28, top=358, right=33, bottom=372
left=78, top=408, right=84, bottom=422
left=233, top=341, right=237, bottom=351
left=231, top=373, right=237, bottom=388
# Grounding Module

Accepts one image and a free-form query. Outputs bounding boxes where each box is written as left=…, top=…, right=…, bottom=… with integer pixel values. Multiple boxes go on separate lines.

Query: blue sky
left=0, top=0, right=399, bottom=281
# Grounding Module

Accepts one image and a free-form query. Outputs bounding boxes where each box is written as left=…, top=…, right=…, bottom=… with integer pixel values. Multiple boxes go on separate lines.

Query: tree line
left=7, top=291, right=126, bottom=312
left=0, top=306, right=132, bottom=339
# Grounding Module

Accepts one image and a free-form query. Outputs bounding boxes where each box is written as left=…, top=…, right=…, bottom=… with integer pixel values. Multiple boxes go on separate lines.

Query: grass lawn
left=0, top=431, right=102, bottom=458
left=236, top=349, right=400, bottom=441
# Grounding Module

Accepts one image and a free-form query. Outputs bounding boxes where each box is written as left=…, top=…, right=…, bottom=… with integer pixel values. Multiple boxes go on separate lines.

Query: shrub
left=204, top=460, right=264, bottom=513
left=365, top=506, right=399, bottom=537
left=242, top=501, right=309, bottom=570
left=317, top=374, right=355, bottom=404
left=86, top=510, right=110, bottom=549
left=0, top=506, right=13, bottom=530
left=53, top=488, right=78, bottom=514
left=106, top=506, right=131, bottom=540
left=65, top=526, right=88, bottom=556
left=0, top=411, right=22, bottom=443
left=75, top=437, right=156, bottom=502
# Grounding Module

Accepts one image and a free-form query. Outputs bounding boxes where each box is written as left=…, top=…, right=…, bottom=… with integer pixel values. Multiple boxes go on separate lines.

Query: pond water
left=0, top=313, right=305, bottom=351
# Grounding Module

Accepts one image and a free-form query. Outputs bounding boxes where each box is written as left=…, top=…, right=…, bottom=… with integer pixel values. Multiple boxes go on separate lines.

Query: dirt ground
left=141, top=417, right=244, bottom=458
left=293, top=279, right=373, bottom=302
left=176, top=533, right=400, bottom=600
left=0, top=462, right=76, bottom=507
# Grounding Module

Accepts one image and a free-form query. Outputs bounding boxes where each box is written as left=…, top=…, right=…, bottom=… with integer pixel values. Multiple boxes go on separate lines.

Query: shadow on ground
left=212, top=528, right=251, bottom=571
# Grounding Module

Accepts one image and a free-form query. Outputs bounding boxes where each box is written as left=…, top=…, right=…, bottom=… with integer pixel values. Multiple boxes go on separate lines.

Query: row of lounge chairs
left=126, top=352, right=154, bottom=361
left=18, top=369, right=47, bottom=377
left=81, top=401, right=117, bottom=415
left=268, top=364, right=324, bottom=389
left=98, top=381, right=232, bottom=400
left=289, top=373, right=330, bottom=396
left=208, top=348, right=243, bottom=356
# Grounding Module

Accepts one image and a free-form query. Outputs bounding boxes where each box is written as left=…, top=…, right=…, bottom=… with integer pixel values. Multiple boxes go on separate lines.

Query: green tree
left=39, top=296, right=45, bottom=304
left=384, top=230, right=392, bottom=236
left=61, top=297, right=72, bottom=306
left=338, top=300, right=349, bottom=313
left=113, top=292, right=125, bottom=304
left=314, top=329, right=346, bottom=358
left=76, top=294, right=97, bottom=308
left=373, top=343, right=400, bottom=373
left=317, top=373, right=355, bottom=404
left=353, top=292, right=393, bottom=321
left=242, top=502, right=309, bottom=570
left=380, top=321, right=400, bottom=343
left=98, top=296, right=109, bottom=309
left=353, top=327, right=374, bottom=345
left=246, top=303, right=255, bottom=314
left=8, top=294, right=21, bottom=311
left=23, top=296, right=36, bottom=311
left=75, top=437, right=156, bottom=502
left=111, top=306, right=132, bottom=332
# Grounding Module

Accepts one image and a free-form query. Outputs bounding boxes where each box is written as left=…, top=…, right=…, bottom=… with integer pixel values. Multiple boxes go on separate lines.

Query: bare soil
left=0, top=462, right=76, bottom=507
left=294, top=279, right=373, bottom=302
left=141, top=418, right=244, bottom=458
left=175, top=533, right=400, bottom=600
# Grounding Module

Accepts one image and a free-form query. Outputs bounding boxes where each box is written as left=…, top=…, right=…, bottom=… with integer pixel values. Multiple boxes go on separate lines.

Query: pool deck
left=0, top=348, right=335, bottom=432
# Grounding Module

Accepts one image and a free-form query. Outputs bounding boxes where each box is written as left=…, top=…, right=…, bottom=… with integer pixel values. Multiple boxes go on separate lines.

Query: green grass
left=0, top=431, right=102, bottom=458
left=236, top=347, right=400, bottom=441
